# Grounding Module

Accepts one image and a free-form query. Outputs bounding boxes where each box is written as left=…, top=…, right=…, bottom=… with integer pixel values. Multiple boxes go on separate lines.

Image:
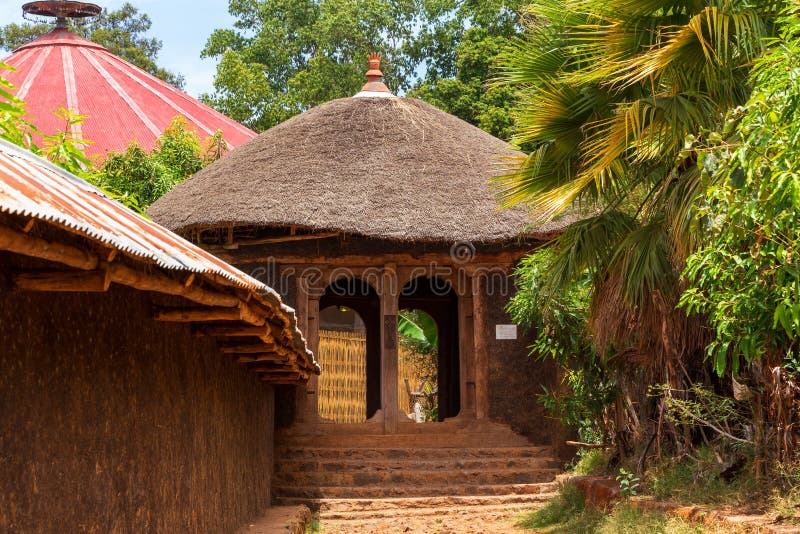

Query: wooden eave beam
left=211, top=250, right=528, bottom=267
left=154, top=303, right=265, bottom=326
left=0, top=224, right=98, bottom=270
left=236, top=355, right=288, bottom=364
left=221, top=343, right=278, bottom=354
left=1, top=222, right=315, bottom=372
left=14, top=269, right=111, bottom=292
left=261, top=377, right=308, bottom=385
left=218, top=231, right=340, bottom=251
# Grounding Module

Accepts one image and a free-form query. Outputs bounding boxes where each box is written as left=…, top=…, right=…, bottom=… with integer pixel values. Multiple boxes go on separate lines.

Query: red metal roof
left=2, top=28, right=256, bottom=158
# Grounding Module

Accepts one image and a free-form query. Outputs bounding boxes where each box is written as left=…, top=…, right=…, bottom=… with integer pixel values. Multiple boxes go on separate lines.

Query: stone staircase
left=272, top=420, right=562, bottom=507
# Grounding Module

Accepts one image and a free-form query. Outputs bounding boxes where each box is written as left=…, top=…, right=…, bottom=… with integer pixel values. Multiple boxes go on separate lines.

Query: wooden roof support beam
left=220, top=231, right=340, bottom=250
left=194, top=325, right=275, bottom=343
left=261, top=377, right=308, bottom=385
left=110, top=263, right=239, bottom=308
left=154, top=303, right=265, bottom=326
left=254, top=369, right=308, bottom=380
left=0, top=224, right=99, bottom=270
left=236, top=354, right=288, bottom=364
left=12, top=263, right=240, bottom=310
left=13, top=269, right=111, bottom=292
left=221, top=343, right=278, bottom=354
left=0, top=223, right=252, bottom=311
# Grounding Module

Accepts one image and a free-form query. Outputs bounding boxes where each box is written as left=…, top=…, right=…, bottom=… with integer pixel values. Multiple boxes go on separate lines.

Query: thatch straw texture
left=149, top=97, right=569, bottom=242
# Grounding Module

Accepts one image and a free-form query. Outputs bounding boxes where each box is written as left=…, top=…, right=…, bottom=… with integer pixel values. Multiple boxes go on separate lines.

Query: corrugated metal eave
left=0, top=139, right=272, bottom=294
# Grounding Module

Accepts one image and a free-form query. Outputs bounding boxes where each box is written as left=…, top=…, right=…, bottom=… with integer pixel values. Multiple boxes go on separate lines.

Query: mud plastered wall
left=485, top=275, right=564, bottom=448
left=0, top=285, right=274, bottom=533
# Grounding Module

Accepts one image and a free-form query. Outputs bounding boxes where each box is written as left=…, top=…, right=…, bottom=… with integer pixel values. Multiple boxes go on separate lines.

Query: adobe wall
left=0, top=285, right=274, bottom=533
left=484, top=274, right=564, bottom=448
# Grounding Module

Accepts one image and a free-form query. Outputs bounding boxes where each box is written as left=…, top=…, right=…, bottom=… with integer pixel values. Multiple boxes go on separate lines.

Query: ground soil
left=315, top=505, right=534, bottom=533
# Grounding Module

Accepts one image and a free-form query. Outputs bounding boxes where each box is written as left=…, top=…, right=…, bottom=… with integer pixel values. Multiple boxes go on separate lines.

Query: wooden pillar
left=294, top=274, right=320, bottom=422
left=380, top=264, right=399, bottom=434
left=306, top=294, right=321, bottom=418
left=458, top=273, right=476, bottom=416
left=472, top=274, right=490, bottom=420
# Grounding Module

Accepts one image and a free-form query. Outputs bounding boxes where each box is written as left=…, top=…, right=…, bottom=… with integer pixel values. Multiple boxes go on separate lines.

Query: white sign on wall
left=495, top=324, right=518, bottom=340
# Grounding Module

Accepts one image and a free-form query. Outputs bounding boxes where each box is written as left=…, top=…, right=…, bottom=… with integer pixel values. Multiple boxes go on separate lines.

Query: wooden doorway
left=399, top=277, right=460, bottom=421
left=319, top=278, right=381, bottom=420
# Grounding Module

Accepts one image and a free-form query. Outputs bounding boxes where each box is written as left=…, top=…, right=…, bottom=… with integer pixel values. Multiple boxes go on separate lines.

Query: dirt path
left=315, top=503, right=536, bottom=533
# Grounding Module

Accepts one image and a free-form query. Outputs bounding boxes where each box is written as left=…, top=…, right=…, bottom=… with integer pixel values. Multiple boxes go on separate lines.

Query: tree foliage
left=499, top=0, right=781, bottom=459
left=0, top=3, right=184, bottom=88
left=497, top=0, right=778, bottom=356
left=89, top=117, right=228, bottom=210
left=681, top=7, right=800, bottom=377
left=202, top=0, right=525, bottom=134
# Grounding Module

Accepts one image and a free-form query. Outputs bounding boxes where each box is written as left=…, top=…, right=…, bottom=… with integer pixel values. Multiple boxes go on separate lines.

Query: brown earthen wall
left=0, top=285, right=274, bottom=533
left=485, top=275, right=562, bottom=446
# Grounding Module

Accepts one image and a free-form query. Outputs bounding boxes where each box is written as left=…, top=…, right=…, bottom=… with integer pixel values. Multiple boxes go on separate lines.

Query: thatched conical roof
left=149, top=96, right=564, bottom=243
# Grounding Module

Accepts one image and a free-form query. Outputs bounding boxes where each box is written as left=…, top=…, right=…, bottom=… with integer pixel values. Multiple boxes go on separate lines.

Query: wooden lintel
left=221, top=343, right=277, bottom=354
left=13, top=269, right=111, bottom=292
left=219, top=231, right=340, bottom=251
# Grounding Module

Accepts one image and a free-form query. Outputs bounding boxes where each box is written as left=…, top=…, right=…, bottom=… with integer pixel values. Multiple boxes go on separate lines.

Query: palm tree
left=496, top=0, right=780, bottom=449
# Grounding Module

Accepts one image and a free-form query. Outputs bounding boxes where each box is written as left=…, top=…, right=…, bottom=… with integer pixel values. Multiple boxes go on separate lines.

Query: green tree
left=0, top=3, right=184, bottom=89
left=90, top=117, right=227, bottom=209
left=497, top=0, right=779, bottom=452
left=202, top=0, right=526, bottom=134
left=409, top=27, right=519, bottom=139
left=201, top=0, right=418, bottom=131
left=680, top=7, right=800, bottom=463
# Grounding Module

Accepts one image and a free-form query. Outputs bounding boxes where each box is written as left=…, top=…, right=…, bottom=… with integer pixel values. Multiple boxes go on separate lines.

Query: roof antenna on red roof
left=22, top=1, right=101, bottom=28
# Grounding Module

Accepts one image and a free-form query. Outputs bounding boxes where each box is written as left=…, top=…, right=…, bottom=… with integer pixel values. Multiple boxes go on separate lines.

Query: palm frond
left=609, top=215, right=674, bottom=306
left=543, top=210, right=637, bottom=295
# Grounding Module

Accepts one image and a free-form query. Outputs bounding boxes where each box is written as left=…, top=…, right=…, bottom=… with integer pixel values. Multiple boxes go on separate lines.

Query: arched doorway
left=399, top=277, right=460, bottom=421
left=318, top=278, right=381, bottom=420
left=398, top=309, right=439, bottom=422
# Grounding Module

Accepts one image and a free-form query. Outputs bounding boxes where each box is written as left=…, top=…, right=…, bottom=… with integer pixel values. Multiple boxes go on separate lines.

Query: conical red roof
left=2, top=28, right=256, bottom=158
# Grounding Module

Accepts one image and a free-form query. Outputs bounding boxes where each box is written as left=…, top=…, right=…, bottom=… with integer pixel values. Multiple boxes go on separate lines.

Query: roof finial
left=358, top=53, right=392, bottom=95
left=22, top=1, right=102, bottom=27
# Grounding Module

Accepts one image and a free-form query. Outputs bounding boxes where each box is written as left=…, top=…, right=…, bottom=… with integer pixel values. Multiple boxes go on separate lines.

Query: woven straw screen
left=317, top=330, right=423, bottom=423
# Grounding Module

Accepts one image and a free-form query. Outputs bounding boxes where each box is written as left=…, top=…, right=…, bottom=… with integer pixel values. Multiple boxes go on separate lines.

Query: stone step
left=277, top=432, right=532, bottom=448
left=276, top=445, right=552, bottom=461
left=273, top=482, right=557, bottom=500
left=274, top=467, right=560, bottom=487
left=276, top=487, right=559, bottom=513
left=275, top=456, right=562, bottom=474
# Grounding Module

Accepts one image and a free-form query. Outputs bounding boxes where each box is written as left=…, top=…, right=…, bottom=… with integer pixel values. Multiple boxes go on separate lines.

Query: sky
left=0, top=0, right=235, bottom=97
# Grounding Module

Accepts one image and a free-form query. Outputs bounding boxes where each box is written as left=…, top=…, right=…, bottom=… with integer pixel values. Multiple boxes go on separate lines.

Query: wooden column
left=458, top=273, right=476, bottom=416
left=294, top=274, right=320, bottom=422
left=472, top=274, right=490, bottom=420
left=306, top=294, right=321, bottom=418
left=380, top=264, right=399, bottom=434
